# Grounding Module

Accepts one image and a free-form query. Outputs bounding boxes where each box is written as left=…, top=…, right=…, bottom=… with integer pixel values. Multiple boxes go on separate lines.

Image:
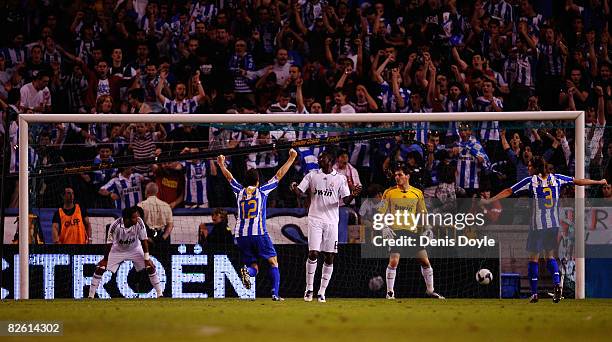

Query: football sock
left=318, top=263, right=333, bottom=296
left=148, top=270, right=163, bottom=297
left=89, top=273, right=102, bottom=298
left=269, top=266, right=280, bottom=297
left=386, top=266, right=396, bottom=293
left=547, top=259, right=560, bottom=286
left=248, top=266, right=258, bottom=277
left=528, top=261, right=539, bottom=295
left=306, top=259, right=317, bottom=292
left=421, top=266, right=434, bottom=294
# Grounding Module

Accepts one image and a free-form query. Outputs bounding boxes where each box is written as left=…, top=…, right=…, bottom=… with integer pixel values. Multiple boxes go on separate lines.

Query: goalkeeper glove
left=382, top=226, right=396, bottom=239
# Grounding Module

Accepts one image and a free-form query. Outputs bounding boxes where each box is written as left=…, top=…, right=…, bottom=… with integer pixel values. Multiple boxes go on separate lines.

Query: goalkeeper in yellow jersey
left=380, top=164, right=444, bottom=300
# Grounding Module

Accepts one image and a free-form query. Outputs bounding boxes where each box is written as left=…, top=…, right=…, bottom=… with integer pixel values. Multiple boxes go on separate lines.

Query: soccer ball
left=476, top=269, right=493, bottom=285
left=368, top=276, right=384, bottom=291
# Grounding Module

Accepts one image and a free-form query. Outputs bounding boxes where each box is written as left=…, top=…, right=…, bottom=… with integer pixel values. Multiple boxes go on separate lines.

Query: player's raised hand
left=217, top=155, right=226, bottom=165
left=289, top=148, right=298, bottom=159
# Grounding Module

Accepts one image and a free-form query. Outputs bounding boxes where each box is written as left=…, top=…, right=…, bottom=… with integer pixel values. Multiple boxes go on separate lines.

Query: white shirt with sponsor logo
left=297, top=169, right=350, bottom=224
left=107, top=217, right=147, bottom=252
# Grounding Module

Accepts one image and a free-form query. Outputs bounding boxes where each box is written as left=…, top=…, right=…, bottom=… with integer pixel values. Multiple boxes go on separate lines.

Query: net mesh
left=1, top=117, right=598, bottom=300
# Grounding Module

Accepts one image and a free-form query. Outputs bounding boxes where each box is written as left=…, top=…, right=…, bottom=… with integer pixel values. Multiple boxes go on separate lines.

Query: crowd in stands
left=0, top=0, right=611, bottom=217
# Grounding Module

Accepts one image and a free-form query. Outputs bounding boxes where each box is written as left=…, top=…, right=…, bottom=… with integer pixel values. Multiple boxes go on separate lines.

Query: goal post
left=17, top=111, right=586, bottom=299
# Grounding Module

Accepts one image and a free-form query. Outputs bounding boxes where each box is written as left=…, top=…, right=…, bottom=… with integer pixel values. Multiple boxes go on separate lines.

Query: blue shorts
left=236, top=234, right=277, bottom=265
left=526, top=227, right=559, bottom=253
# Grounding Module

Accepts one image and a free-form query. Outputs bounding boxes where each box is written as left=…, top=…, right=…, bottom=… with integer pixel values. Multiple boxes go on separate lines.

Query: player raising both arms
left=483, top=156, right=607, bottom=303
left=380, top=164, right=444, bottom=300
left=217, top=149, right=298, bottom=301
left=292, top=151, right=362, bottom=303
left=88, top=206, right=163, bottom=298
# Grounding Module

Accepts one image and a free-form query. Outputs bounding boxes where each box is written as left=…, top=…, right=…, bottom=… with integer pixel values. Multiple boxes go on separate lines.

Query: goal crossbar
left=17, top=111, right=586, bottom=299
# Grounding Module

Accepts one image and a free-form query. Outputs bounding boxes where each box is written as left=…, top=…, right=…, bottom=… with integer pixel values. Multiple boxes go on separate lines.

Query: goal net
left=4, top=112, right=593, bottom=300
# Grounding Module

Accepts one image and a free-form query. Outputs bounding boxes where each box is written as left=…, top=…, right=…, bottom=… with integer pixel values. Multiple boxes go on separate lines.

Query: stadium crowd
left=0, top=0, right=611, bottom=218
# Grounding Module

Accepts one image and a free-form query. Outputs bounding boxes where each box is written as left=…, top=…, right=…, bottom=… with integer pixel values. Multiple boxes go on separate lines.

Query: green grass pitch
left=2, top=298, right=612, bottom=341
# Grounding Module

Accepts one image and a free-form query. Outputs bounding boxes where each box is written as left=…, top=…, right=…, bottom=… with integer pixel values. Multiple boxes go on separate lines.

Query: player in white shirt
left=88, top=206, right=163, bottom=298
left=292, top=151, right=362, bottom=302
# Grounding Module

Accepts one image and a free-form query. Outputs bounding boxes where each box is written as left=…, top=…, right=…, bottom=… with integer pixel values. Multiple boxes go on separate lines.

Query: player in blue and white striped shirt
left=156, top=70, right=205, bottom=132
left=99, top=167, right=145, bottom=210
left=180, top=148, right=217, bottom=208
left=473, top=79, right=503, bottom=142
left=92, top=144, right=117, bottom=186
left=453, top=124, right=490, bottom=194
left=444, top=83, right=470, bottom=141
left=216, top=149, right=298, bottom=301
left=484, top=0, right=514, bottom=25
left=378, top=80, right=411, bottom=113
left=485, top=157, right=607, bottom=303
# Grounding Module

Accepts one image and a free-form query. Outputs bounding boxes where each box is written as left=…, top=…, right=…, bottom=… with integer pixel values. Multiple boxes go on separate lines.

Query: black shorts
left=389, top=230, right=426, bottom=254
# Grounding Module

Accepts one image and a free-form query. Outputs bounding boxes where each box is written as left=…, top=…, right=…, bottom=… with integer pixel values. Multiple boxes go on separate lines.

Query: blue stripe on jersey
left=260, top=196, right=268, bottom=235
left=260, top=179, right=279, bottom=192
left=184, top=161, right=208, bottom=204
left=469, top=160, right=477, bottom=189
left=555, top=174, right=573, bottom=184
left=511, top=176, right=532, bottom=193
left=299, top=147, right=321, bottom=173
left=459, top=159, right=466, bottom=188
left=119, top=179, right=128, bottom=208
left=196, top=177, right=204, bottom=203
left=378, top=81, right=411, bottom=112
left=246, top=196, right=256, bottom=236
left=412, top=121, right=429, bottom=144
left=102, top=174, right=142, bottom=209
left=538, top=195, right=547, bottom=228
left=551, top=185, right=558, bottom=227
left=238, top=198, right=246, bottom=236
left=233, top=177, right=278, bottom=237
left=230, top=178, right=244, bottom=193
left=511, top=174, right=573, bottom=230
left=134, top=188, right=140, bottom=205
left=297, top=122, right=327, bottom=173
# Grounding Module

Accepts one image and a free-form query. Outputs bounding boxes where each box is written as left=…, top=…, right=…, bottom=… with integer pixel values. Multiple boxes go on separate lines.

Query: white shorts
left=307, top=219, right=338, bottom=253
left=106, top=245, right=146, bottom=273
